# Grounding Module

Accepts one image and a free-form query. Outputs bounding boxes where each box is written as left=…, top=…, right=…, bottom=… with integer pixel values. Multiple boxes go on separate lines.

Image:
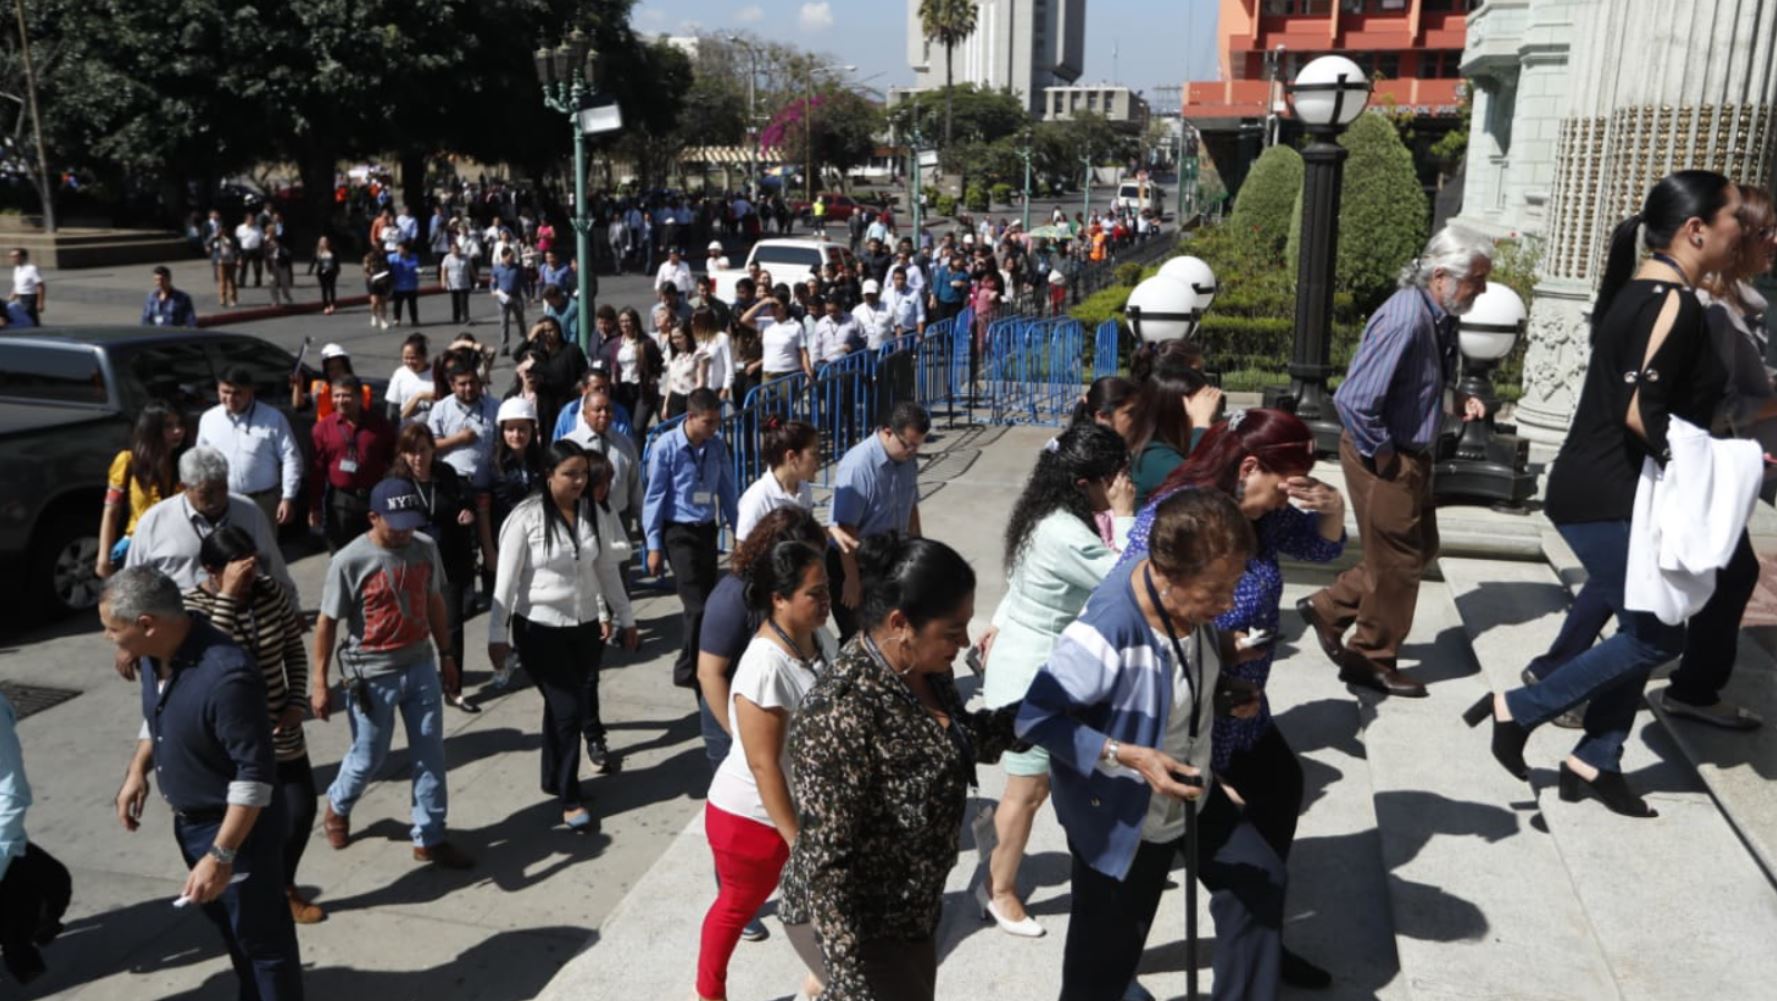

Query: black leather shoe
left=1558, top=762, right=1656, bottom=818
left=1520, top=667, right=1586, bottom=729
left=1296, top=596, right=1348, bottom=666
left=1281, top=947, right=1332, bottom=990
left=1338, top=653, right=1428, bottom=698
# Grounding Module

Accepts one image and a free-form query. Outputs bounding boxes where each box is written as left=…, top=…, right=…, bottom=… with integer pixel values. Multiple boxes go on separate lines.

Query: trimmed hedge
left=1229, top=145, right=1304, bottom=264
left=965, top=185, right=990, bottom=212
left=990, top=182, right=1015, bottom=205
left=936, top=194, right=957, bottom=218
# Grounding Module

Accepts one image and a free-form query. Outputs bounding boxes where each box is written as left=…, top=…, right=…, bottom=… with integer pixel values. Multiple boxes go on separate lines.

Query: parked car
left=0, top=327, right=385, bottom=619
left=707, top=238, right=859, bottom=304
left=790, top=192, right=867, bottom=224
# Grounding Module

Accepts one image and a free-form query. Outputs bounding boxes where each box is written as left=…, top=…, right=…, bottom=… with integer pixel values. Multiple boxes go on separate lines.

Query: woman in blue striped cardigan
left=1017, top=488, right=1285, bottom=1001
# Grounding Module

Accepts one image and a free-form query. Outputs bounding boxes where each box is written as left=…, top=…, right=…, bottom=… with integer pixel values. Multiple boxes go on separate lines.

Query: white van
left=1114, top=181, right=1166, bottom=215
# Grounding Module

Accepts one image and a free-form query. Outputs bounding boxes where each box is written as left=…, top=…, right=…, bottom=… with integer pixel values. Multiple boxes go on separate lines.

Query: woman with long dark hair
left=695, top=540, right=830, bottom=1001
left=1469, top=170, right=1743, bottom=817
left=1072, top=375, right=1139, bottom=445
left=975, top=423, right=1135, bottom=939
left=388, top=423, right=481, bottom=706
left=608, top=305, right=663, bottom=435
left=488, top=441, right=635, bottom=831
left=97, top=401, right=186, bottom=578
left=182, top=526, right=324, bottom=924
left=1118, top=408, right=1344, bottom=990
left=1127, top=366, right=1215, bottom=508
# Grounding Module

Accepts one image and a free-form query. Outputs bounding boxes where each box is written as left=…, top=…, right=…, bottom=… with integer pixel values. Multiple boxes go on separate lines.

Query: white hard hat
left=320, top=342, right=349, bottom=360
left=496, top=397, right=538, bottom=425
left=1048, top=270, right=1066, bottom=285
left=707, top=240, right=724, bottom=252
left=861, top=279, right=881, bottom=294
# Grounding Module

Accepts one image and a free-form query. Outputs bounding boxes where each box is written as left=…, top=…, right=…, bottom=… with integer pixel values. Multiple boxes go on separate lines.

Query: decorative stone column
left=1515, top=0, right=1777, bottom=446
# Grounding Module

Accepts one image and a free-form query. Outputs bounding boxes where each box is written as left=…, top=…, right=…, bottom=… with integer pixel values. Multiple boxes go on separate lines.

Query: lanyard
left=1650, top=252, right=1694, bottom=288
left=766, top=618, right=824, bottom=673
left=1141, top=565, right=1204, bottom=742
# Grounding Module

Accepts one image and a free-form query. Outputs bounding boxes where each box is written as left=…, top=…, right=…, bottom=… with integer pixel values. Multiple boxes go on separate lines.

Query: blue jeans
left=697, top=692, right=731, bottom=772
left=1506, top=520, right=1686, bottom=773
left=326, top=660, right=449, bottom=847
left=175, top=807, right=304, bottom=1000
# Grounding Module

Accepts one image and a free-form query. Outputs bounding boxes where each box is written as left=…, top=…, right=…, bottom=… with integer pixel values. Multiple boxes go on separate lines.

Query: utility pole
left=728, top=37, right=760, bottom=199
left=1080, top=143, right=1092, bottom=224
left=12, top=0, right=54, bottom=233
left=908, top=99, right=926, bottom=243
left=1017, top=129, right=1034, bottom=232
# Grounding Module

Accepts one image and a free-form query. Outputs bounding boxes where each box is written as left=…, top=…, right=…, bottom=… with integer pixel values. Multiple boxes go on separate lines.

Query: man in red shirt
left=308, top=375, right=396, bottom=552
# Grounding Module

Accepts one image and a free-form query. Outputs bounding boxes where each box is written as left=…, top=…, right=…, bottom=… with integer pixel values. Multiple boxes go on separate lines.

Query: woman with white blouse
left=690, top=305, right=733, bottom=402
left=735, top=417, right=819, bottom=544
left=695, top=540, right=830, bottom=1001
left=662, top=318, right=700, bottom=419
left=488, top=441, right=637, bottom=832
left=740, top=294, right=812, bottom=383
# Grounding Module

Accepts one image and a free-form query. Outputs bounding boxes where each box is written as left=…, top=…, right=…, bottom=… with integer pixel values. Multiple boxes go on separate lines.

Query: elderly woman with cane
left=1017, top=488, right=1283, bottom=1001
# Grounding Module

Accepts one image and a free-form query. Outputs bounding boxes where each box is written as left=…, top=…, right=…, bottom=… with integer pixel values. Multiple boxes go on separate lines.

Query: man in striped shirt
left=1298, top=227, right=1493, bottom=698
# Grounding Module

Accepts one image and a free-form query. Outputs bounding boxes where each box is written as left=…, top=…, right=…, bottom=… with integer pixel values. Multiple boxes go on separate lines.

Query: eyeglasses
left=891, top=429, right=922, bottom=456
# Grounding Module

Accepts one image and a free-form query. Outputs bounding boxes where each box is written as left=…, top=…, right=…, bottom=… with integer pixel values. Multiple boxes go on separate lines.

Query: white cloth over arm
left=1625, top=416, right=1764, bottom=624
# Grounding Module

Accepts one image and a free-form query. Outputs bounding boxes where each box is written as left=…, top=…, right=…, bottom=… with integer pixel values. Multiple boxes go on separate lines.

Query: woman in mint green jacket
left=975, top=423, right=1135, bottom=938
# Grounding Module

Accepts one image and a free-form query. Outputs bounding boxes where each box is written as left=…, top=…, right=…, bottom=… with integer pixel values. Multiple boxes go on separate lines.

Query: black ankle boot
left=1463, top=693, right=1529, bottom=780
left=1557, top=762, right=1657, bottom=818
left=1281, top=947, right=1332, bottom=989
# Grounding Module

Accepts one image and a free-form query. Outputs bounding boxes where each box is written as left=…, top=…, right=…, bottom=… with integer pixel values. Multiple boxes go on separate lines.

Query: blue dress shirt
left=642, top=426, right=738, bottom=551
left=830, top=433, right=919, bottom=539
left=141, top=289, right=198, bottom=327
left=1332, top=286, right=1457, bottom=457
left=0, top=692, right=29, bottom=880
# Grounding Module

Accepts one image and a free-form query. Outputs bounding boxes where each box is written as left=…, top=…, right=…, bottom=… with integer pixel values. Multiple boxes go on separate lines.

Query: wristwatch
left=1100, top=739, right=1122, bottom=768
left=207, top=843, right=238, bottom=865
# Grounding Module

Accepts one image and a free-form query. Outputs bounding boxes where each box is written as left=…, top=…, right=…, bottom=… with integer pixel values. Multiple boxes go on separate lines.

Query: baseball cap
left=320, top=342, right=349, bottom=360
left=861, top=279, right=881, bottom=294
left=497, top=397, right=538, bottom=425
left=371, top=479, right=429, bottom=531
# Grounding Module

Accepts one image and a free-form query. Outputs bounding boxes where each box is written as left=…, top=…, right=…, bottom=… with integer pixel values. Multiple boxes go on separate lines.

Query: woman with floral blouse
left=779, top=534, right=1023, bottom=1001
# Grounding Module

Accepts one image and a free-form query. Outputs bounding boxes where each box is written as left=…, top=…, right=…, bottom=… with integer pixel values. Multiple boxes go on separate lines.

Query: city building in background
left=905, top=0, right=1086, bottom=116
left=1180, top=0, right=1472, bottom=199
left=1041, top=84, right=1152, bottom=132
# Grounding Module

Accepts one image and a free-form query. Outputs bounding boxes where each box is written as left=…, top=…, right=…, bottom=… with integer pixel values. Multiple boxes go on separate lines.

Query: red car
left=791, top=192, right=869, bottom=223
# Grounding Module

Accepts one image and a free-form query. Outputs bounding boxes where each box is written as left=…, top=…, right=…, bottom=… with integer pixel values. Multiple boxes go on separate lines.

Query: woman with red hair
left=1118, top=407, right=1346, bottom=992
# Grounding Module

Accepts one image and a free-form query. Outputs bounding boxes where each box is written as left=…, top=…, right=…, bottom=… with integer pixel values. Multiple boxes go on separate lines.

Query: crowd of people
left=2, top=165, right=1771, bottom=1001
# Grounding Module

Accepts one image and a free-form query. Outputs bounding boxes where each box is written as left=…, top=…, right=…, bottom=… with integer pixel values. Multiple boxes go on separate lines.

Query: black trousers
left=665, top=521, right=720, bottom=687
left=826, top=546, right=860, bottom=644
left=391, top=289, right=419, bottom=324
left=0, top=842, right=70, bottom=985
left=237, top=248, right=264, bottom=287
left=1060, top=789, right=1284, bottom=1001
left=316, top=273, right=338, bottom=308
left=276, top=757, right=318, bottom=886
left=514, top=616, right=606, bottom=807
left=174, top=807, right=304, bottom=1001
left=322, top=488, right=371, bottom=554
left=449, top=289, right=471, bottom=323
left=1217, top=726, right=1304, bottom=862
left=442, top=567, right=473, bottom=668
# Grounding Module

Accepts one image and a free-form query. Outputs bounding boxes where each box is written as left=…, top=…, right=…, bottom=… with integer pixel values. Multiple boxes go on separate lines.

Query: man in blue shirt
left=642, top=388, right=738, bottom=686
left=931, top=253, right=969, bottom=322
left=1300, top=227, right=1491, bottom=698
left=388, top=241, right=422, bottom=327
left=827, top=400, right=929, bottom=641
left=491, top=247, right=527, bottom=355
left=141, top=265, right=198, bottom=328
left=105, top=567, right=303, bottom=1000
left=551, top=366, right=635, bottom=445
left=540, top=248, right=574, bottom=293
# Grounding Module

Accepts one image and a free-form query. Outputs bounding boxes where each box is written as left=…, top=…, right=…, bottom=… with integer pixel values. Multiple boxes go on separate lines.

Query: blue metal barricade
left=810, top=351, right=876, bottom=486
left=1094, top=319, right=1122, bottom=380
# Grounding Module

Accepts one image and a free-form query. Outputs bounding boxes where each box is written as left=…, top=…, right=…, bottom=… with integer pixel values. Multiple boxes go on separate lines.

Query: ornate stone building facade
left=1512, top=0, right=1777, bottom=444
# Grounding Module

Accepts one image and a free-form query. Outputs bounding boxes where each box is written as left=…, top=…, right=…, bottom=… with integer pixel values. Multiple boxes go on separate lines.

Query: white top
left=489, top=494, right=634, bottom=641
left=234, top=224, right=263, bottom=250
left=617, top=339, right=640, bottom=384
left=385, top=365, right=433, bottom=420
left=758, top=316, right=806, bottom=374
left=1140, top=621, right=1222, bottom=841
left=708, top=636, right=820, bottom=826
left=736, top=471, right=815, bottom=544
left=195, top=401, right=303, bottom=499
left=655, top=260, right=694, bottom=296
left=665, top=350, right=700, bottom=397
left=699, top=332, right=733, bottom=393
left=10, top=263, right=41, bottom=296
left=852, top=300, right=893, bottom=349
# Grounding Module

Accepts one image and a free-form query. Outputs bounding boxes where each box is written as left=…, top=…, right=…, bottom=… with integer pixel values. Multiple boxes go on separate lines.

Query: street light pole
left=537, top=29, right=600, bottom=353
left=1018, top=130, right=1034, bottom=232
left=1080, top=144, right=1092, bottom=224
left=728, top=37, right=760, bottom=200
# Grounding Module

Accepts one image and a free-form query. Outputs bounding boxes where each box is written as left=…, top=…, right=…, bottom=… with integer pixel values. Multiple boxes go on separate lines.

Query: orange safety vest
left=312, top=380, right=375, bottom=421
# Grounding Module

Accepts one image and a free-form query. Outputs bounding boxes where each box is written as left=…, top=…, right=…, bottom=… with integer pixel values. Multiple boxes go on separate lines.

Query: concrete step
left=1343, top=577, right=1621, bottom=1001
left=1536, top=531, right=1777, bottom=885
left=1439, top=556, right=1777, bottom=1000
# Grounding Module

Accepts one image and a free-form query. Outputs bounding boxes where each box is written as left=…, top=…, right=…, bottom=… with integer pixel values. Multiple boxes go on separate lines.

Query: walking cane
left=1184, top=779, right=1201, bottom=1001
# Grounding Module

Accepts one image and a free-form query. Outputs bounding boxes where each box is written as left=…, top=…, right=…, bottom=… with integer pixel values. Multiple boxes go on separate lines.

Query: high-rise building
left=905, top=0, right=1086, bottom=116
left=1180, top=0, right=1471, bottom=199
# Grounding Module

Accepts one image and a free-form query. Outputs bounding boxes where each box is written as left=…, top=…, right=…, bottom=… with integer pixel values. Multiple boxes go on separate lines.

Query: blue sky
left=629, top=0, right=1223, bottom=110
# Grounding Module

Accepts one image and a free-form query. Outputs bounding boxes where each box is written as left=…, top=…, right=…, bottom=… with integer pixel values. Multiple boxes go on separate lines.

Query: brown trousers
left=1313, top=431, right=1439, bottom=664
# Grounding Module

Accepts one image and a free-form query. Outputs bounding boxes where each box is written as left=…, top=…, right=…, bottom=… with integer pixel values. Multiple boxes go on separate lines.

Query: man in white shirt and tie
left=561, top=388, right=642, bottom=520
left=195, top=367, right=303, bottom=528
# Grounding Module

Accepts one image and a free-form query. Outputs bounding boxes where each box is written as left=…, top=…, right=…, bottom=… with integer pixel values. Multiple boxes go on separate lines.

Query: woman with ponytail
left=735, top=416, right=819, bottom=543
left=1471, top=171, right=1743, bottom=818
left=972, top=423, right=1135, bottom=938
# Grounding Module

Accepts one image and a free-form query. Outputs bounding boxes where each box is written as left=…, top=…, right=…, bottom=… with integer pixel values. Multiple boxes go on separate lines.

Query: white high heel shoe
left=974, top=882, right=1045, bottom=938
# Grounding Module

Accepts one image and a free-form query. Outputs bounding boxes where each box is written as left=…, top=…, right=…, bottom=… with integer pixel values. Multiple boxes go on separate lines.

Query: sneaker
left=1659, top=691, right=1763, bottom=730
left=587, top=740, right=621, bottom=775
left=740, top=918, right=769, bottom=942
left=413, top=841, right=476, bottom=869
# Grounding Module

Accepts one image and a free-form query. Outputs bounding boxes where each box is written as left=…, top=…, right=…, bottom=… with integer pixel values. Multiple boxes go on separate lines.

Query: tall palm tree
left=918, top=0, right=978, bottom=146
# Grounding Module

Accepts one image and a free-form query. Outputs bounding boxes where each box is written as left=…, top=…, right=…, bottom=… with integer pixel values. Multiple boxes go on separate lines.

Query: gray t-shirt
left=321, top=532, right=446, bottom=676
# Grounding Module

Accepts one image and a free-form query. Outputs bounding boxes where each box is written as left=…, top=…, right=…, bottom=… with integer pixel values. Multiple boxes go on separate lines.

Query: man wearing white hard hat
left=704, top=240, right=729, bottom=273
left=852, top=278, right=893, bottom=350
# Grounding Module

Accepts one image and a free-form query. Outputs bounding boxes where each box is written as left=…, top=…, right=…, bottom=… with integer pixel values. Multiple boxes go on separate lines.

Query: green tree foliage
left=1287, top=111, right=1430, bottom=313
left=767, top=88, right=884, bottom=193
left=890, top=85, right=1027, bottom=146
left=1032, top=113, right=1134, bottom=192
left=918, top=0, right=978, bottom=145
left=1229, top=145, right=1302, bottom=263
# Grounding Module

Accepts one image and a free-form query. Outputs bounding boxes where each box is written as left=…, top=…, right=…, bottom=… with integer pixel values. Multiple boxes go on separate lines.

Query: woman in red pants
left=695, top=539, right=831, bottom=1001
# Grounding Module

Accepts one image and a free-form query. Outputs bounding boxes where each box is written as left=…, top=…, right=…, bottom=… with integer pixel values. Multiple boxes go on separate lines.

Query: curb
left=196, top=283, right=456, bottom=328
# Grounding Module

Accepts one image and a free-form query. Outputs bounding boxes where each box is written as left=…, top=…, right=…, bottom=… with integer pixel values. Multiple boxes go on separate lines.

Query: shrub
left=1229, top=145, right=1303, bottom=265
left=990, top=182, right=1015, bottom=205
left=1068, top=283, right=1135, bottom=331
left=936, top=194, right=957, bottom=218
left=1286, top=111, right=1430, bottom=314
left=1113, top=261, right=1145, bottom=287
left=965, top=185, right=990, bottom=212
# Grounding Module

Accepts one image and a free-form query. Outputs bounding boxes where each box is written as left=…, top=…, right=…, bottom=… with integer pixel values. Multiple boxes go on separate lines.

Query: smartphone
left=963, top=647, right=985, bottom=675
left=1236, top=629, right=1274, bottom=651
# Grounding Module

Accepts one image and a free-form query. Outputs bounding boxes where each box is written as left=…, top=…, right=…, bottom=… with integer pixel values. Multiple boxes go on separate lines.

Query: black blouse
left=778, top=636, right=1022, bottom=1001
left=1544, top=281, right=1726, bottom=524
